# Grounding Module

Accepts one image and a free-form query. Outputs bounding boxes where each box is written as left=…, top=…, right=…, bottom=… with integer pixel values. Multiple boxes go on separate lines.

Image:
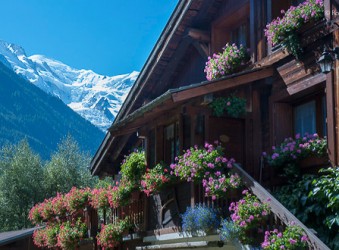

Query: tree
left=43, top=135, right=97, bottom=197
left=0, top=140, right=44, bottom=231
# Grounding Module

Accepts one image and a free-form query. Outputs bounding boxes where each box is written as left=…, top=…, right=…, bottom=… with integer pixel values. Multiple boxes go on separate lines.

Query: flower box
left=299, top=156, right=329, bottom=169
left=265, top=0, right=325, bottom=58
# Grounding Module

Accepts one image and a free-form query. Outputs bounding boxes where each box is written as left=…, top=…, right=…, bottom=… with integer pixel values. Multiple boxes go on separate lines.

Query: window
left=148, top=129, right=156, bottom=168
left=294, top=96, right=327, bottom=136
left=164, top=123, right=179, bottom=164
left=211, top=2, right=250, bottom=53
left=230, top=21, right=249, bottom=47
left=294, top=100, right=316, bottom=135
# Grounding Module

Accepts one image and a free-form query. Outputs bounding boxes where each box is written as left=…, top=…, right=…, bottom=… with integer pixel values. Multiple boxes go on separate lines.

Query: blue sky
left=0, top=1, right=178, bottom=76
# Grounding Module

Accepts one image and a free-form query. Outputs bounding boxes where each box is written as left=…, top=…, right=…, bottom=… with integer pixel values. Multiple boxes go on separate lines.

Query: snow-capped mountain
left=0, top=40, right=138, bottom=131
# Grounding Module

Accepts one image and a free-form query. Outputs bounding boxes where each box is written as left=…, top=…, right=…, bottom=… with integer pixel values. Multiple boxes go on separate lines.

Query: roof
left=0, top=227, right=41, bottom=246
left=91, top=65, right=274, bottom=176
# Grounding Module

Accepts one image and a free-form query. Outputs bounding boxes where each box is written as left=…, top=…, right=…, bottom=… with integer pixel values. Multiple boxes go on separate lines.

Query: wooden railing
left=232, top=163, right=330, bottom=250
left=89, top=164, right=329, bottom=250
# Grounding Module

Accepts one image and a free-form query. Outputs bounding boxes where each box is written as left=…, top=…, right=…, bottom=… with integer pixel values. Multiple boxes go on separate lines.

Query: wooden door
left=208, top=117, right=245, bottom=165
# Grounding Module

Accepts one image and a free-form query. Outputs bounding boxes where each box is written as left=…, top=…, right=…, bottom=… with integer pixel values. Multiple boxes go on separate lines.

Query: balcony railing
left=89, top=164, right=329, bottom=249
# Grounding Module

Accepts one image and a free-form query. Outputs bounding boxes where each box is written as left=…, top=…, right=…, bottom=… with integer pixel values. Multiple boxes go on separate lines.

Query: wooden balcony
left=87, top=164, right=329, bottom=250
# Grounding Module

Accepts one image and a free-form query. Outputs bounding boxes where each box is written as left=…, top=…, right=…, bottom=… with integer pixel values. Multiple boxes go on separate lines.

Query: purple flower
left=289, top=238, right=297, bottom=244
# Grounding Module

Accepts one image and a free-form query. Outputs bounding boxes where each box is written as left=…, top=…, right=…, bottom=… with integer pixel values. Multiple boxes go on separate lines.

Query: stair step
left=136, top=241, right=237, bottom=250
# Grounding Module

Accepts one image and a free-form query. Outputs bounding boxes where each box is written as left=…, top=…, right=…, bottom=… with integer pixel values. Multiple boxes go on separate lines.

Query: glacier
left=0, top=40, right=137, bottom=131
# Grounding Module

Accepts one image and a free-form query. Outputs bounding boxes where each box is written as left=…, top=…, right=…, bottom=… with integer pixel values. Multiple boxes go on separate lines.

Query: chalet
left=89, top=0, right=338, bottom=249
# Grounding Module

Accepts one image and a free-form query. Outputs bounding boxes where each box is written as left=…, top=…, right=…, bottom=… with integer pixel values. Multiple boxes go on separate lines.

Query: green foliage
left=274, top=167, right=339, bottom=249
left=0, top=140, right=44, bottom=231
left=209, top=95, right=246, bottom=118
left=262, top=224, right=308, bottom=249
left=264, top=133, right=327, bottom=180
left=97, top=221, right=124, bottom=249
left=265, top=0, right=324, bottom=58
left=229, top=190, right=270, bottom=246
left=140, top=163, right=173, bottom=196
left=311, top=167, right=339, bottom=229
left=0, top=137, right=98, bottom=232
left=43, top=135, right=98, bottom=197
left=204, top=43, right=250, bottom=81
left=119, top=150, right=146, bottom=188
left=57, top=219, right=87, bottom=250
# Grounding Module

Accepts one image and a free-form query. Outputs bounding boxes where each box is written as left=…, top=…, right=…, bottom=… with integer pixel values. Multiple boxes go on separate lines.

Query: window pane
left=294, top=100, right=316, bottom=135
left=322, top=96, right=327, bottom=136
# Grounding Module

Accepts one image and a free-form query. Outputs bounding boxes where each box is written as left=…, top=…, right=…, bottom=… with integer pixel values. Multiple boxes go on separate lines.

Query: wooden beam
left=171, top=67, right=274, bottom=103
left=186, top=28, right=210, bottom=43
left=286, top=73, right=326, bottom=96
left=192, top=40, right=209, bottom=58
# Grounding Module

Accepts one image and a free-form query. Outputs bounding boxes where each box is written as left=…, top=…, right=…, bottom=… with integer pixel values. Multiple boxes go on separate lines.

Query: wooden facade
left=90, top=0, right=339, bottom=249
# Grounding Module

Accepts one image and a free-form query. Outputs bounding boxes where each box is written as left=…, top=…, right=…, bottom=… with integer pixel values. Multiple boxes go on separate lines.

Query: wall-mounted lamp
left=317, top=47, right=339, bottom=73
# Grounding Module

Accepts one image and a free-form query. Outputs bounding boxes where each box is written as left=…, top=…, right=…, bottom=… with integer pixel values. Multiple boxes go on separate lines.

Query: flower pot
left=299, top=156, right=329, bottom=170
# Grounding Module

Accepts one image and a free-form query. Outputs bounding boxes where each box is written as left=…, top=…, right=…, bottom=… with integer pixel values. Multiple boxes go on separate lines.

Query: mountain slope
left=0, top=40, right=137, bottom=131
left=0, top=61, right=104, bottom=159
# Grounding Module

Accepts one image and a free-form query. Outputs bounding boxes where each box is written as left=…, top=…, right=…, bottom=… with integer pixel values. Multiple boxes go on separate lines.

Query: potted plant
left=57, top=218, right=87, bottom=250
left=204, top=43, right=250, bottom=81
left=209, top=94, right=247, bottom=118
left=90, top=187, right=110, bottom=210
left=45, top=224, right=60, bottom=248
left=170, top=142, right=241, bottom=199
left=140, top=163, right=172, bottom=196
left=108, top=182, right=133, bottom=209
left=181, top=204, right=221, bottom=236
left=64, top=187, right=91, bottom=215
left=29, top=203, right=44, bottom=225
left=265, top=0, right=324, bottom=58
left=219, top=219, right=240, bottom=243
left=119, top=150, right=146, bottom=188
left=263, top=133, right=328, bottom=179
left=229, top=190, right=270, bottom=246
left=202, top=172, right=242, bottom=200
left=33, top=228, right=48, bottom=248
left=261, top=224, right=309, bottom=249
left=97, top=222, right=124, bottom=249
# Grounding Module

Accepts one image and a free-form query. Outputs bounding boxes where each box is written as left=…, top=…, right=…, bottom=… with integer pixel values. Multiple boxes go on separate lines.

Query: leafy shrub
left=120, top=150, right=146, bottom=189
left=209, top=95, right=246, bottom=118
left=274, top=167, right=339, bottom=249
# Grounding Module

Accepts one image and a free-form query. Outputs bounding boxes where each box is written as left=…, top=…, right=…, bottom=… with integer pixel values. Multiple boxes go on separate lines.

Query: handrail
left=232, top=163, right=330, bottom=250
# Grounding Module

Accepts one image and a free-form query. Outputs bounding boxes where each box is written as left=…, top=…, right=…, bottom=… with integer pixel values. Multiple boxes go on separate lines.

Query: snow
left=0, top=40, right=137, bottom=131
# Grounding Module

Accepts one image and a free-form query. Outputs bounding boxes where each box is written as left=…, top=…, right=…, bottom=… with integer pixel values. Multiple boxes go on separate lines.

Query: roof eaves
left=109, top=65, right=273, bottom=133
left=109, top=90, right=175, bottom=133
left=114, top=0, right=194, bottom=124
left=0, top=227, right=42, bottom=246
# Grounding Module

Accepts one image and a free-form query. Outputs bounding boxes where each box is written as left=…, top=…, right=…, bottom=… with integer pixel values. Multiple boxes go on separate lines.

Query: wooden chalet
left=90, top=0, right=339, bottom=249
